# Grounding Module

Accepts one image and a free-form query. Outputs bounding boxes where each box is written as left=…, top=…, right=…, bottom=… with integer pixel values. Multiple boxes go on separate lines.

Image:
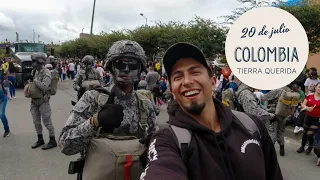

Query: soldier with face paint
left=73, top=55, right=104, bottom=101
left=30, top=53, right=57, bottom=150
left=58, top=40, right=158, bottom=156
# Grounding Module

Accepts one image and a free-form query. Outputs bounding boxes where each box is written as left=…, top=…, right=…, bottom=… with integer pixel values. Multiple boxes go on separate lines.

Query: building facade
left=79, top=33, right=90, bottom=38
left=309, top=0, right=320, bottom=5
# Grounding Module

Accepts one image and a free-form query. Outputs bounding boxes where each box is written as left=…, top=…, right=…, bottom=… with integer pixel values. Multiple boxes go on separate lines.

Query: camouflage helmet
left=31, top=52, right=47, bottom=64
left=81, top=55, right=94, bottom=65
left=105, top=40, right=147, bottom=72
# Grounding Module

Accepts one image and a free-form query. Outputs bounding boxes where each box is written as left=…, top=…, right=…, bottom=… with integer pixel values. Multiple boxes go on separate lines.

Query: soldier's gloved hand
left=93, top=104, right=124, bottom=133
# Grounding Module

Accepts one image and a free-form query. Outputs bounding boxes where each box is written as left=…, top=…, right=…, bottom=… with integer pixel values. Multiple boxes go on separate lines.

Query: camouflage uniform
left=236, top=83, right=275, bottom=127
left=31, top=68, right=54, bottom=136
left=73, top=55, right=104, bottom=100
left=30, top=53, right=57, bottom=150
left=58, top=40, right=158, bottom=155
left=261, top=87, right=291, bottom=146
left=137, top=88, right=160, bottom=116
left=73, top=68, right=103, bottom=90
left=58, top=85, right=158, bottom=155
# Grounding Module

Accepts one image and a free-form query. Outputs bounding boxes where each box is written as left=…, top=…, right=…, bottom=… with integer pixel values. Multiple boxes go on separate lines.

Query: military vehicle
left=12, top=42, right=47, bottom=87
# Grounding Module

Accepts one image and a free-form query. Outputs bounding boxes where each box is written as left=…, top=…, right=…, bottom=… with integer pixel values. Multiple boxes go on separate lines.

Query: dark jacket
left=141, top=98, right=283, bottom=180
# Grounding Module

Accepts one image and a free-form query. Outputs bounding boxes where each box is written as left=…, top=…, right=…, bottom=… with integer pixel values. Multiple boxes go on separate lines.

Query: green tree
left=59, top=17, right=226, bottom=60
left=221, top=0, right=320, bottom=53
left=0, top=49, right=6, bottom=58
left=187, top=16, right=227, bottom=59
left=278, top=3, right=320, bottom=53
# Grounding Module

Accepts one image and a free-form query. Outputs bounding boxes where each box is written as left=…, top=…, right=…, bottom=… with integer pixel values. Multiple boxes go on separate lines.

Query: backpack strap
left=169, top=110, right=261, bottom=165
left=135, top=91, right=149, bottom=138
left=233, top=90, right=244, bottom=112
left=169, top=125, right=192, bottom=163
left=231, top=110, right=261, bottom=139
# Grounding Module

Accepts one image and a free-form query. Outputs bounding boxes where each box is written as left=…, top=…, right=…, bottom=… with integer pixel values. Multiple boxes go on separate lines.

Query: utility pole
left=16, top=32, right=19, bottom=42
left=38, top=35, right=40, bottom=43
left=90, top=0, right=96, bottom=35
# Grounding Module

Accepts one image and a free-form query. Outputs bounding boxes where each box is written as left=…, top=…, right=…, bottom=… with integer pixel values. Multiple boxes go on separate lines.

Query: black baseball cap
left=163, top=42, right=211, bottom=78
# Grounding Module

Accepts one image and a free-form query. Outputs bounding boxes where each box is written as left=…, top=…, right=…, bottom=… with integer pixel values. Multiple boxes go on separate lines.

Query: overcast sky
left=0, top=0, right=260, bottom=44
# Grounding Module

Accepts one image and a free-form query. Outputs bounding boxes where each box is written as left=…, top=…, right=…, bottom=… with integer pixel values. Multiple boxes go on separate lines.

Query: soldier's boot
left=280, top=145, right=285, bottom=156
left=31, top=134, right=45, bottom=149
left=42, top=136, right=57, bottom=150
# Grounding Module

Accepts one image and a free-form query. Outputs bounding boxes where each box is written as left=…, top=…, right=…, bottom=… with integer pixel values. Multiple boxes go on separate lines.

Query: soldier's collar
left=114, top=85, right=136, bottom=100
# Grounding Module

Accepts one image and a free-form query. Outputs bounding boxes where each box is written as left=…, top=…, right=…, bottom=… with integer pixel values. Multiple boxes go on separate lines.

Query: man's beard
left=185, top=101, right=206, bottom=115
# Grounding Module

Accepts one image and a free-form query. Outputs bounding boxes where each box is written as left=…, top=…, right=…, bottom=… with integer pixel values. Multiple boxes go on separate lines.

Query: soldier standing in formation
left=30, top=53, right=57, bottom=150
left=73, top=55, right=104, bottom=101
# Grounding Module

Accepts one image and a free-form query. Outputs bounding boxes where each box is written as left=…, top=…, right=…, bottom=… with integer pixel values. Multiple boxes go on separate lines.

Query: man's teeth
left=184, top=90, right=200, bottom=96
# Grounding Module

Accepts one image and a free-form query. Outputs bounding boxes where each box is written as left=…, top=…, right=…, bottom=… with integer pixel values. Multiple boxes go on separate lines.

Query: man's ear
left=170, top=87, right=176, bottom=100
left=211, top=76, right=215, bottom=92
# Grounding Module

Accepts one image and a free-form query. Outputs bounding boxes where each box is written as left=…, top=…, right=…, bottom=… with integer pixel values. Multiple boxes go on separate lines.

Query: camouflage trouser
left=30, top=101, right=55, bottom=137
left=269, top=115, right=285, bottom=146
left=260, top=115, right=272, bottom=129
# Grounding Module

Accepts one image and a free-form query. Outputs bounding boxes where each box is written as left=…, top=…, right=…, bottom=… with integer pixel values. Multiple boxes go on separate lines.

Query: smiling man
left=140, top=42, right=283, bottom=180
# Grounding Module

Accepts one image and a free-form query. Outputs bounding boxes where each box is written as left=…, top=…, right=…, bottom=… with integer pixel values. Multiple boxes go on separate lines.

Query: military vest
left=79, top=68, right=100, bottom=82
left=94, top=85, right=150, bottom=138
left=79, top=68, right=101, bottom=90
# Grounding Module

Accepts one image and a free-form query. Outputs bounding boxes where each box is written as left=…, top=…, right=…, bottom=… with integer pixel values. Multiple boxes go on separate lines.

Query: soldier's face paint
left=170, top=58, right=214, bottom=115
left=112, top=58, right=141, bottom=86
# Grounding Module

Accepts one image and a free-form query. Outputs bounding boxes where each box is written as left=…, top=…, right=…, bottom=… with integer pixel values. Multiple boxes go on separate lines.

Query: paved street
left=0, top=81, right=319, bottom=180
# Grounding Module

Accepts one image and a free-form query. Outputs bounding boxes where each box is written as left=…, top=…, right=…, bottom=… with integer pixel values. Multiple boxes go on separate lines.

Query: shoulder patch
left=97, top=93, right=109, bottom=107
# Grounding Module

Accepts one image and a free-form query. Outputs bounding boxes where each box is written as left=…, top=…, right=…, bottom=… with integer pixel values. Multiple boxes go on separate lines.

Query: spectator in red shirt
left=297, top=82, right=320, bottom=155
